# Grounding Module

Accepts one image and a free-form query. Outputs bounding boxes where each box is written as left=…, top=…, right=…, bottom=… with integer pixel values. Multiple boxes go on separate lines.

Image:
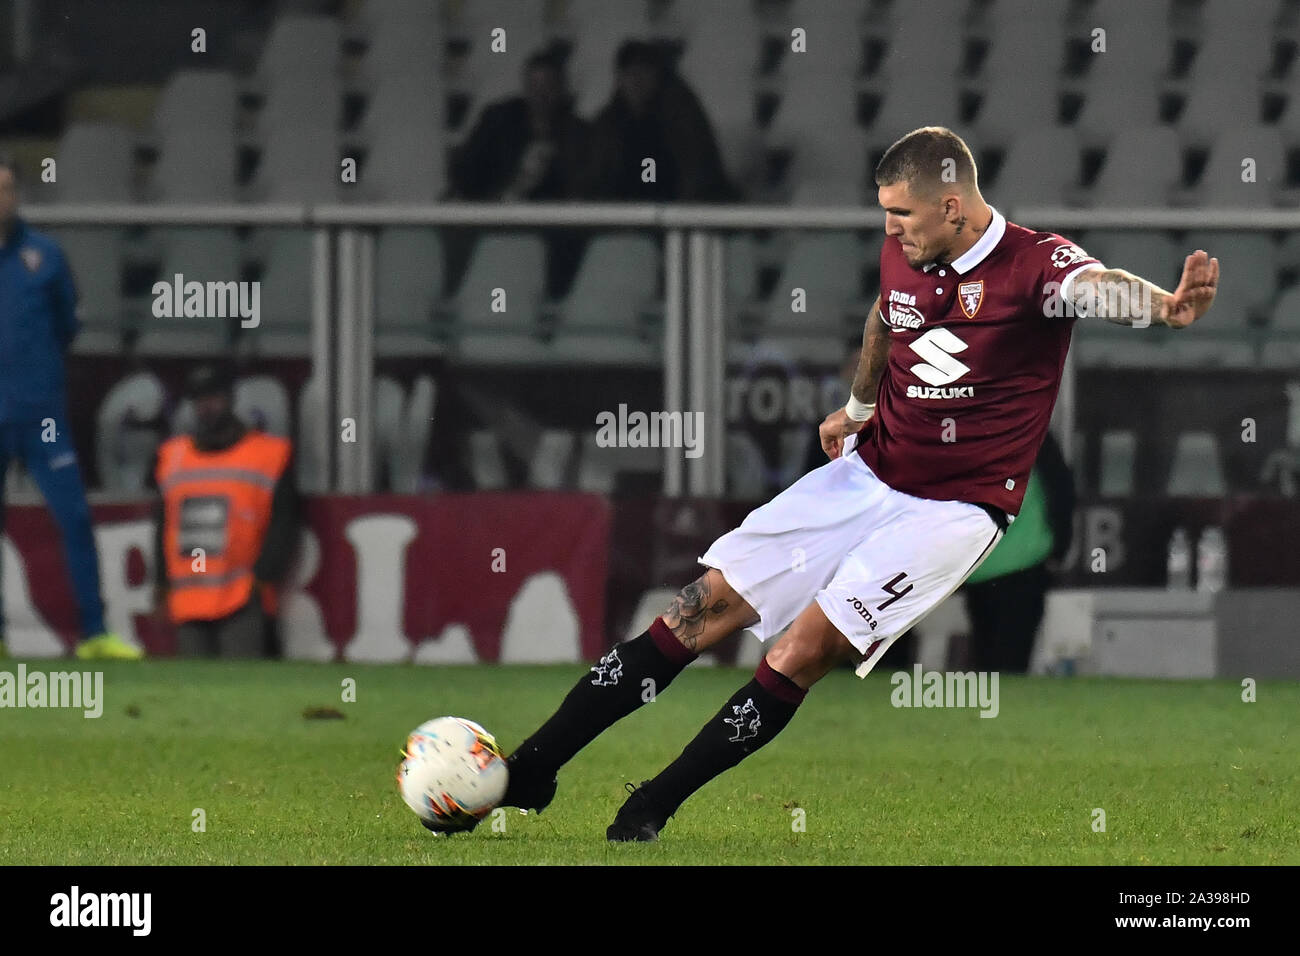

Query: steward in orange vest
left=152, top=365, right=299, bottom=657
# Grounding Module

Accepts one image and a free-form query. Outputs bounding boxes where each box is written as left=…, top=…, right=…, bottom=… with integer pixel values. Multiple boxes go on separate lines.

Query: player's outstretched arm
left=820, top=294, right=887, bottom=459
left=1071, top=249, right=1219, bottom=329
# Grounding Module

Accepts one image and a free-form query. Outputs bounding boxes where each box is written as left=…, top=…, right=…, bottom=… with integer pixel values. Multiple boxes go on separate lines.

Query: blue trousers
left=0, top=417, right=106, bottom=639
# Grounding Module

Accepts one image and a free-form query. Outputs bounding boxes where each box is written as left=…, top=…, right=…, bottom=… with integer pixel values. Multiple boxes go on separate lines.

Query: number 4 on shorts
left=877, top=572, right=913, bottom=611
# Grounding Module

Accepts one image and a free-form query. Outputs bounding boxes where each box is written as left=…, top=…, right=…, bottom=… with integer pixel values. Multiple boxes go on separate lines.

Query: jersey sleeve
left=1032, top=234, right=1104, bottom=318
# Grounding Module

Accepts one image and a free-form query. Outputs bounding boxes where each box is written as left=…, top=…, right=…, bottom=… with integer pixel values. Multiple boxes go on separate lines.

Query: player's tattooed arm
left=1070, top=268, right=1168, bottom=326
left=663, top=574, right=729, bottom=651
left=851, top=295, right=889, bottom=403
left=1071, top=252, right=1218, bottom=329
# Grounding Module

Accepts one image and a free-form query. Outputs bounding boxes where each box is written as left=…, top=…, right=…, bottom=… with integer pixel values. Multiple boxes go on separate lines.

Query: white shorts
left=699, top=432, right=1005, bottom=678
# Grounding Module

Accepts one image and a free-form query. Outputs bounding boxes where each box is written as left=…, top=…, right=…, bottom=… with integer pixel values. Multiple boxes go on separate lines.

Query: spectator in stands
left=447, top=48, right=591, bottom=299
left=579, top=40, right=740, bottom=202
left=449, top=48, right=589, bottom=202
left=0, top=156, right=140, bottom=660
left=960, top=430, right=1075, bottom=674
left=153, top=364, right=299, bottom=658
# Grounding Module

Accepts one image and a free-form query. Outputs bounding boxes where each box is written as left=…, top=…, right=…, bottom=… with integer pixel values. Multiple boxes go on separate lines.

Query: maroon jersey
left=855, top=208, right=1101, bottom=516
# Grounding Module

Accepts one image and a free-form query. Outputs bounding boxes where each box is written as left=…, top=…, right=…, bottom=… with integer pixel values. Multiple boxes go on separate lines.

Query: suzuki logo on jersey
left=958, top=280, right=983, bottom=318
left=907, top=327, right=972, bottom=388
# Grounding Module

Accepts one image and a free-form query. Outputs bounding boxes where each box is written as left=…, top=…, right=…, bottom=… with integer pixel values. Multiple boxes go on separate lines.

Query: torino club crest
left=959, top=280, right=983, bottom=318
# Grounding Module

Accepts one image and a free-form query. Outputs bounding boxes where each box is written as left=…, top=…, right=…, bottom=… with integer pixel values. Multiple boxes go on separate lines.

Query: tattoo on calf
left=664, top=575, right=729, bottom=652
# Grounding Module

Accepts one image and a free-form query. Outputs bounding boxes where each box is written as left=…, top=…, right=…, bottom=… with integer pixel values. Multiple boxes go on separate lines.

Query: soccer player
left=498, top=126, right=1218, bottom=841
left=0, top=157, right=141, bottom=660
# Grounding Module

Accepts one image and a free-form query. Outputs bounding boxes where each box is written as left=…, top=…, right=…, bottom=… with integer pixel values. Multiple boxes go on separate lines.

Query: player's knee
left=767, top=607, right=856, bottom=686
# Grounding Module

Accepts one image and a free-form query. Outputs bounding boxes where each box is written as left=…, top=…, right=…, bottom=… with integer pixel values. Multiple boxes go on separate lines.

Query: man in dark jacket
left=0, top=157, right=140, bottom=660
left=579, top=40, right=740, bottom=202
left=448, top=48, right=591, bottom=298
left=450, top=48, right=589, bottom=201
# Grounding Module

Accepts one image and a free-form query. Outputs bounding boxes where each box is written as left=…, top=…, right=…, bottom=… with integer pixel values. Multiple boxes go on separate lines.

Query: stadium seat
left=1273, top=70, right=1300, bottom=146
left=1182, top=230, right=1277, bottom=325
left=869, top=85, right=963, bottom=153
left=989, top=127, right=1081, bottom=209
left=52, top=228, right=126, bottom=354
left=136, top=228, right=242, bottom=355
left=875, top=0, right=964, bottom=80
left=1277, top=230, right=1300, bottom=272
left=1177, top=64, right=1267, bottom=150
left=972, top=11, right=1065, bottom=144
left=234, top=375, right=293, bottom=437
left=1165, top=431, right=1227, bottom=497
left=375, top=228, right=444, bottom=355
left=764, top=231, right=862, bottom=337
left=55, top=123, right=133, bottom=201
left=1070, top=0, right=1169, bottom=148
left=725, top=232, right=761, bottom=339
left=255, top=16, right=343, bottom=133
left=867, top=0, right=963, bottom=146
left=1191, top=0, right=1279, bottom=83
left=359, top=72, right=444, bottom=142
left=576, top=431, right=662, bottom=493
left=1098, top=429, right=1136, bottom=497
left=467, top=430, right=508, bottom=489
left=1196, top=126, right=1285, bottom=206
left=726, top=432, right=771, bottom=499
left=374, top=373, right=435, bottom=493
left=360, top=123, right=446, bottom=201
left=257, top=14, right=341, bottom=81
left=549, top=227, right=665, bottom=364
left=94, top=371, right=165, bottom=493
left=786, top=133, right=869, bottom=205
left=451, top=232, right=552, bottom=362
left=359, top=0, right=442, bottom=84
left=253, top=123, right=341, bottom=201
left=151, top=70, right=237, bottom=202
left=783, top=0, right=864, bottom=77
left=246, top=228, right=315, bottom=356
left=295, top=375, right=330, bottom=494
left=1261, top=284, right=1300, bottom=367
left=1088, top=126, right=1182, bottom=207
left=528, top=429, right=575, bottom=489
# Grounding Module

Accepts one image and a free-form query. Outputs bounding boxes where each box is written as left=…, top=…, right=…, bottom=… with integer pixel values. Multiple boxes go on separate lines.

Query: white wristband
left=845, top=394, right=876, bottom=422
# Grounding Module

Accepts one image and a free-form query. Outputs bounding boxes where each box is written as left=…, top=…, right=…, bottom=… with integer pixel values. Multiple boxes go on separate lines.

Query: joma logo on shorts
left=845, top=596, right=879, bottom=630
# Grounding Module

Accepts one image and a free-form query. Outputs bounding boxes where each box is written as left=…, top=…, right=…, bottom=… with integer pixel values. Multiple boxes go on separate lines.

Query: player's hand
left=1162, top=250, right=1218, bottom=329
left=820, top=406, right=869, bottom=460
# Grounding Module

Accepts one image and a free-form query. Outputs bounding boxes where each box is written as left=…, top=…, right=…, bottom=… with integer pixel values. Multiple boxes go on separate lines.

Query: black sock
left=645, top=657, right=808, bottom=817
left=510, top=617, right=697, bottom=777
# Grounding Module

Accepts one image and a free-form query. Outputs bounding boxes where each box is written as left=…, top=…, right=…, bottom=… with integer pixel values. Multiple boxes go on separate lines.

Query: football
left=396, top=716, right=509, bottom=833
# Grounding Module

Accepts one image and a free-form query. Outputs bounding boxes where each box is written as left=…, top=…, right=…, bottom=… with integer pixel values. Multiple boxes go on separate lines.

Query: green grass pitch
left=1, top=660, right=1296, bottom=865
